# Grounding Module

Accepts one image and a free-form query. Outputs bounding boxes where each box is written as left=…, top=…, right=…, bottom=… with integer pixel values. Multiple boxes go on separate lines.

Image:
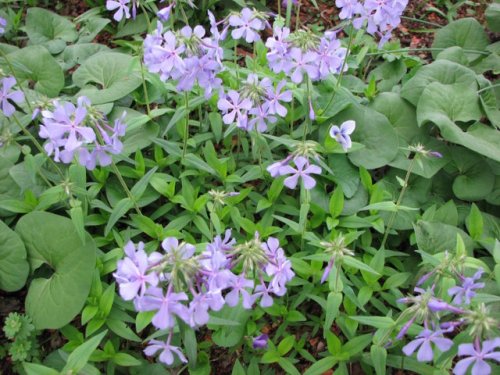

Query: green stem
left=380, top=156, right=418, bottom=249
left=322, top=24, right=354, bottom=115
left=234, top=38, right=239, bottom=80
left=477, top=83, right=500, bottom=94
left=139, top=2, right=151, bottom=30
left=290, top=99, right=295, bottom=135
left=111, top=161, right=142, bottom=215
left=12, top=114, right=64, bottom=180
left=303, top=78, right=312, bottom=141
left=139, top=52, right=152, bottom=118
left=182, top=92, right=189, bottom=159
left=285, top=0, right=293, bottom=28
left=0, top=49, right=33, bottom=113
left=295, top=1, right=302, bottom=30
left=400, top=16, right=443, bottom=28
left=362, top=47, right=489, bottom=57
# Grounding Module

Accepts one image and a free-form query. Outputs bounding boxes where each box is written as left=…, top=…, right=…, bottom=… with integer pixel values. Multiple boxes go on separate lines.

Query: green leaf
left=113, top=353, right=141, bottom=367
left=63, top=331, right=107, bottom=374
left=211, top=304, right=250, bottom=348
left=432, top=18, right=489, bottom=62
left=232, top=359, right=246, bottom=375
left=278, top=335, right=295, bottom=356
left=105, top=198, right=134, bottom=236
left=324, top=292, right=342, bottom=335
left=3, top=46, right=64, bottom=97
left=0, top=220, right=29, bottom=292
left=370, top=346, right=387, bottom=375
left=486, top=3, right=500, bottom=32
left=23, top=363, right=60, bottom=375
left=401, top=60, right=477, bottom=106
left=466, top=204, right=484, bottom=240
left=278, top=358, right=300, bottom=375
left=73, top=52, right=142, bottom=104
left=25, top=8, right=77, bottom=54
left=329, top=187, right=344, bottom=218
left=343, top=256, right=380, bottom=275
left=334, top=105, right=399, bottom=169
left=349, top=316, right=395, bottom=329
left=16, top=212, right=96, bottom=329
left=303, top=356, right=337, bottom=375
left=414, top=220, right=474, bottom=255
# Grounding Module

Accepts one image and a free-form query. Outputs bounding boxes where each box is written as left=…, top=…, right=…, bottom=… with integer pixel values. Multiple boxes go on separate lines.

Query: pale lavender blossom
left=330, top=120, right=356, bottom=151
left=0, top=77, right=25, bottom=117
left=106, top=0, right=131, bottom=22
left=264, top=80, right=292, bottom=117
left=225, top=274, right=255, bottom=308
left=448, top=268, right=485, bottom=305
left=279, top=156, right=322, bottom=190
left=158, top=3, right=174, bottom=22
left=454, top=339, right=500, bottom=375
left=336, top=0, right=359, bottom=19
left=402, top=329, right=453, bottom=362
left=0, top=17, right=6, bottom=35
left=144, top=339, right=188, bottom=366
left=217, top=90, right=252, bottom=129
left=138, top=287, right=190, bottom=329
left=229, top=8, right=264, bottom=43
left=289, top=47, right=320, bottom=84
left=263, top=237, right=295, bottom=296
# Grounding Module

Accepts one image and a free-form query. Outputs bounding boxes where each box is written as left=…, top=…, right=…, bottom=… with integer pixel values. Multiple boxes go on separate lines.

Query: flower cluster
left=114, top=230, right=294, bottom=366
left=217, top=75, right=292, bottom=132
left=336, top=0, right=409, bottom=46
left=0, top=76, right=25, bottom=117
left=38, top=97, right=126, bottom=170
left=144, top=20, right=223, bottom=97
left=266, top=25, right=348, bottom=84
left=397, top=266, right=500, bottom=375
left=228, top=7, right=268, bottom=44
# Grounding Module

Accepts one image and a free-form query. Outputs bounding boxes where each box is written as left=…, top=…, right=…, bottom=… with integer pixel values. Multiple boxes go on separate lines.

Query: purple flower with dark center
left=448, top=268, right=485, bottom=305
left=330, top=120, right=356, bottom=151
left=280, top=156, right=322, bottom=190
left=106, top=0, right=131, bottom=22
left=144, top=339, right=188, bottom=366
left=217, top=90, right=252, bottom=129
left=0, top=77, right=25, bottom=117
left=229, top=8, right=264, bottom=43
left=225, top=274, right=255, bottom=308
left=253, top=334, right=269, bottom=349
left=454, top=338, right=500, bottom=375
left=0, top=17, right=6, bottom=35
left=402, top=329, right=453, bottom=362
left=137, top=287, right=190, bottom=329
left=289, top=47, right=320, bottom=83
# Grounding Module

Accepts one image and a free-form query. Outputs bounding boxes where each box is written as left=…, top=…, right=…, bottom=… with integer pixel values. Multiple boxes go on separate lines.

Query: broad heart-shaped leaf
left=60, top=43, right=109, bottom=71
left=16, top=212, right=96, bottom=329
left=400, top=60, right=477, bottom=106
left=414, top=220, right=474, bottom=255
left=1, top=46, right=64, bottom=97
left=25, top=8, right=77, bottom=54
left=417, top=82, right=500, bottom=163
left=432, top=18, right=489, bottom=63
left=451, top=149, right=495, bottom=201
left=333, top=104, right=399, bottom=169
left=73, top=52, right=142, bottom=104
left=0, top=220, right=29, bottom=291
left=486, top=3, right=500, bottom=32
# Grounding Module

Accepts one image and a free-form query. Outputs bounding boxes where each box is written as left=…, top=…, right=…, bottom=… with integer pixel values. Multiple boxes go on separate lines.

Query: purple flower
left=0, top=77, right=25, bottom=117
left=266, top=155, right=293, bottom=178
left=280, top=156, right=322, bottom=190
left=263, top=237, right=295, bottom=296
left=264, top=80, right=292, bottom=117
left=106, top=0, right=131, bottom=22
left=266, top=26, right=292, bottom=74
left=225, top=274, right=255, bottom=308
left=448, top=268, right=485, bottom=305
left=162, top=237, right=196, bottom=259
left=144, top=339, right=187, bottom=366
left=252, top=334, right=269, bottom=349
left=114, top=241, right=159, bottom=300
left=217, top=90, right=252, bottom=129
left=402, top=329, right=453, bottom=362
left=253, top=282, right=274, bottom=308
left=289, top=47, right=320, bottom=84
left=454, top=339, right=500, bottom=375
left=157, top=3, right=174, bottom=22
left=330, top=120, right=356, bottom=151
left=335, top=0, right=359, bottom=19
left=137, top=287, right=190, bottom=329
left=0, top=17, right=6, bottom=35
left=229, top=8, right=264, bottom=43
left=321, top=259, right=335, bottom=284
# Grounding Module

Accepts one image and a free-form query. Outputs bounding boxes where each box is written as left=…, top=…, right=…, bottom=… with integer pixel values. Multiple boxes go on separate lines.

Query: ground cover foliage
left=0, top=0, right=499, bottom=374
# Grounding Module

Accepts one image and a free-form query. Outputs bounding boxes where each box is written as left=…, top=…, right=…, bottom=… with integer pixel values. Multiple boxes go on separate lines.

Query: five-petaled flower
left=454, top=338, right=500, bottom=375
left=330, top=120, right=356, bottom=151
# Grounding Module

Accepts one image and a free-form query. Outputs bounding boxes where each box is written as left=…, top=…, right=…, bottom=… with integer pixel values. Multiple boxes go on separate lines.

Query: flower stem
left=380, top=156, right=418, bottom=249
left=139, top=50, right=152, bottom=118
left=322, top=24, right=353, bottom=115
left=111, top=161, right=142, bottom=215
left=0, top=49, right=33, bottom=113
left=12, top=114, right=64, bottom=180
left=182, top=91, right=190, bottom=159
